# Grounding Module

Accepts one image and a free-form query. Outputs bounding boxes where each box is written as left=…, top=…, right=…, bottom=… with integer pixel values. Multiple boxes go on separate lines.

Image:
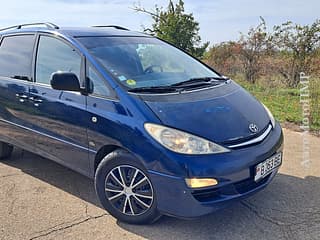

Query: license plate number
left=254, top=152, right=282, bottom=182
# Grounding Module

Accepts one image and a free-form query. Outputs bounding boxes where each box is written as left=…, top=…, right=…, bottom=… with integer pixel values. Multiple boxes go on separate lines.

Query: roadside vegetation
left=134, top=0, right=320, bottom=132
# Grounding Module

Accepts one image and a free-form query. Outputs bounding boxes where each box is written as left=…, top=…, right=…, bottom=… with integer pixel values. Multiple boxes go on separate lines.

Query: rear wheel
left=95, top=149, right=161, bottom=224
left=0, top=142, right=13, bottom=160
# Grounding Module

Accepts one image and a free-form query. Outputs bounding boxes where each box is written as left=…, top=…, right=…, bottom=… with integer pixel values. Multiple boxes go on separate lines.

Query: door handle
left=29, top=97, right=43, bottom=107
left=27, top=95, right=43, bottom=107
left=32, top=98, right=43, bottom=107
left=16, top=93, right=28, bottom=103
left=33, top=99, right=43, bottom=103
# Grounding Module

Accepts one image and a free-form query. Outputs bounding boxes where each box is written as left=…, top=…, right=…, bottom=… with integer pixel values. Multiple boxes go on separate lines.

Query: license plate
left=254, top=152, right=282, bottom=182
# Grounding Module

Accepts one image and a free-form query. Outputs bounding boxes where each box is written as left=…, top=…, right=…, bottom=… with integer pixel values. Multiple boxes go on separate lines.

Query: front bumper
left=149, top=168, right=278, bottom=218
left=148, top=123, right=283, bottom=218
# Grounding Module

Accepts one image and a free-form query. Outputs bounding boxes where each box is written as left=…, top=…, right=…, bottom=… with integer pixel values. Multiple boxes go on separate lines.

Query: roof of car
left=0, top=23, right=150, bottom=38
left=59, top=27, right=149, bottom=38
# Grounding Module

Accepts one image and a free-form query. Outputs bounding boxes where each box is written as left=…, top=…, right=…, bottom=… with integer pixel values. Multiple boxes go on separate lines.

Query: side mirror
left=50, top=72, right=81, bottom=92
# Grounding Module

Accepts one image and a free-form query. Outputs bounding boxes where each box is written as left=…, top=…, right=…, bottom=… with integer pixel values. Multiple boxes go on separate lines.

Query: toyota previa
left=0, top=23, right=283, bottom=224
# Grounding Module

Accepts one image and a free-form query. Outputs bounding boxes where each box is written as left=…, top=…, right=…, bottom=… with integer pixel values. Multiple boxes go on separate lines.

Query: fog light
left=185, top=178, right=218, bottom=188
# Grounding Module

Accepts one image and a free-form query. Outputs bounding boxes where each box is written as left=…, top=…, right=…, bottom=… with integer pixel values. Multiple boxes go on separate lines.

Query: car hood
left=142, top=82, right=270, bottom=143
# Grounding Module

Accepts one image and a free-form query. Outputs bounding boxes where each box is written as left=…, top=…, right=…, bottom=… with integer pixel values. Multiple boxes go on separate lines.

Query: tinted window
left=88, top=66, right=111, bottom=97
left=36, top=36, right=81, bottom=85
left=0, top=35, right=35, bottom=81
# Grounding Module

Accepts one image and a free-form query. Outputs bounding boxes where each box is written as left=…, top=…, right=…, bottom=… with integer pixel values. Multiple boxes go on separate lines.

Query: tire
left=0, top=141, right=13, bottom=160
left=95, top=149, right=161, bottom=224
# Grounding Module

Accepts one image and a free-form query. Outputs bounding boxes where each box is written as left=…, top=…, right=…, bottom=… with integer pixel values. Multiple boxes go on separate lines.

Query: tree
left=204, top=41, right=242, bottom=76
left=133, top=0, right=209, bottom=58
left=238, top=17, right=271, bottom=84
left=273, top=19, right=320, bottom=87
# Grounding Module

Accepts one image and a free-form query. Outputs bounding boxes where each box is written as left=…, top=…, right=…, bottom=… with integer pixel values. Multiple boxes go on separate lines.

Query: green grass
left=236, top=80, right=320, bottom=131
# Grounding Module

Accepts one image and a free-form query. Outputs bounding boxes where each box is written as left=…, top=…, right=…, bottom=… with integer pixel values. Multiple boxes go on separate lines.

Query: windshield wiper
left=170, top=76, right=229, bottom=87
left=128, top=85, right=181, bottom=94
left=128, top=77, right=229, bottom=94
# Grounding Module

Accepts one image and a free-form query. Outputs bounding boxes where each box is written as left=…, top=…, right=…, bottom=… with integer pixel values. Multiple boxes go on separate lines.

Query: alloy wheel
left=105, top=165, right=154, bottom=216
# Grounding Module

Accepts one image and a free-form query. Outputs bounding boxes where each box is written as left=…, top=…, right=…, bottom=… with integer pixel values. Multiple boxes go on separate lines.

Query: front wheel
left=95, top=150, right=161, bottom=224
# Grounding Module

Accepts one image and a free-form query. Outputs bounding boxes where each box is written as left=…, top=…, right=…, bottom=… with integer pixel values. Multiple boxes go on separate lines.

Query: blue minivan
left=0, top=23, right=283, bottom=224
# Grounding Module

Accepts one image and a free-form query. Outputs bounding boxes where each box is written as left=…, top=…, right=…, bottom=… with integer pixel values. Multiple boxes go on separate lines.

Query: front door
left=29, top=35, right=89, bottom=175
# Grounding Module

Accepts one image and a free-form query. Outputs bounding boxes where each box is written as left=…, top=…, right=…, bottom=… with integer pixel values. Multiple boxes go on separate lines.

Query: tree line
left=134, top=0, right=320, bottom=88
left=205, top=17, right=320, bottom=87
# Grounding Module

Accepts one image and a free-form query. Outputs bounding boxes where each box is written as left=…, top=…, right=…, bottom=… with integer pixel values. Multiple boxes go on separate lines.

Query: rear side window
left=0, top=35, right=35, bottom=81
left=36, top=36, right=81, bottom=85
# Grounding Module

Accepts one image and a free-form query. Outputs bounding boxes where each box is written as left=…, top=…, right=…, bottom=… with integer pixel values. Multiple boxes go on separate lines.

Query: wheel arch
left=93, top=144, right=150, bottom=177
left=94, top=145, right=121, bottom=174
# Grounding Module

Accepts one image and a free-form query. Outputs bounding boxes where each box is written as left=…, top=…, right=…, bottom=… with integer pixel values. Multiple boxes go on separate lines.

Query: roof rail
left=91, top=25, right=129, bottom=31
left=0, top=22, right=59, bottom=32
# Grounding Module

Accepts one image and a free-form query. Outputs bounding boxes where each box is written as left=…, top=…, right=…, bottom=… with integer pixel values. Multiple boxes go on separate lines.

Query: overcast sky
left=0, top=0, right=319, bottom=44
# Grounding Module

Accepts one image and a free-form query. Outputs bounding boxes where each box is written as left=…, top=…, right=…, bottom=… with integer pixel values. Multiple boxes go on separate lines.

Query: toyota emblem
left=249, top=123, right=259, bottom=133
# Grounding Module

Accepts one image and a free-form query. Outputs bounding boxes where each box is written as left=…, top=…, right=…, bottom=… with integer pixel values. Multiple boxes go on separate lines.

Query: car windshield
left=78, top=36, right=221, bottom=90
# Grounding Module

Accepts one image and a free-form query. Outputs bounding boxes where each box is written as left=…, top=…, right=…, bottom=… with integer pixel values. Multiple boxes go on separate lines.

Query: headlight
left=144, top=123, right=230, bottom=154
left=262, top=103, right=275, bottom=128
